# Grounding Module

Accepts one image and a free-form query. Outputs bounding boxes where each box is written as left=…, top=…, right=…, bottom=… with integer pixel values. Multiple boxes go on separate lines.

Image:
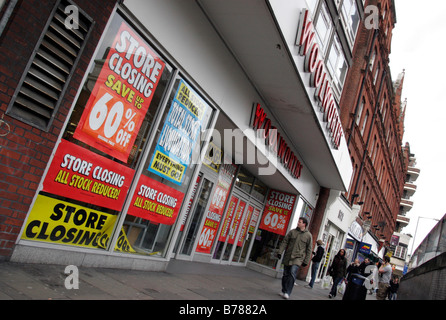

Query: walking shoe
left=328, top=294, right=333, bottom=299
left=283, top=293, right=290, bottom=299
left=304, top=285, right=313, bottom=289
left=278, top=292, right=284, bottom=297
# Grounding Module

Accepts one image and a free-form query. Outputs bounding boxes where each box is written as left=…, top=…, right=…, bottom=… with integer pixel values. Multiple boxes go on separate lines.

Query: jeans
left=329, top=276, right=344, bottom=297
left=282, top=264, right=300, bottom=295
left=309, top=262, right=320, bottom=288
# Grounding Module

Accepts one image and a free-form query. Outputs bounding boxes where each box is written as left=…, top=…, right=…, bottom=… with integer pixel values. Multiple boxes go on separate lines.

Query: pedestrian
left=327, top=249, right=347, bottom=299
left=305, top=239, right=325, bottom=289
left=358, top=258, right=372, bottom=276
left=376, top=255, right=392, bottom=300
left=388, top=275, right=399, bottom=300
left=346, top=259, right=361, bottom=282
left=277, top=217, right=313, bottom=299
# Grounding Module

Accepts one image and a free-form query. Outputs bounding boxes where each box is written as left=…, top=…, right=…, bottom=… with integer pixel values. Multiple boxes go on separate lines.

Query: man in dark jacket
left=277, top=217, right=313, bottom=299
left=305, top=240, right=325, bottom=289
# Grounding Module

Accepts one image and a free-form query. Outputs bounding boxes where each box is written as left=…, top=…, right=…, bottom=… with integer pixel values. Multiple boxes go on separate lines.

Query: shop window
left=19, top=13, right=177, bottom=254
left=235, top=166, right=255, bottom=193
left=7, top=0, right=93, bottom=130
left=252, top=178, right=268, bottom=203
left=122, top=76, right=215, bottom=257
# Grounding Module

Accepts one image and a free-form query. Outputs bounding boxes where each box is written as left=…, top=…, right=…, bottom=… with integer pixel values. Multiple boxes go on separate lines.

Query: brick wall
left=0, top=0, right=117, bottom=259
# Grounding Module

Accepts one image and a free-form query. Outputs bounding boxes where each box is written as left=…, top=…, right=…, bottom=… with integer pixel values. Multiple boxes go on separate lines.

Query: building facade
left=1, top=0, right=357, bottom=275
left=389, top=144, right=419, bottom=276
left=337, top=0, right=408, bottom=265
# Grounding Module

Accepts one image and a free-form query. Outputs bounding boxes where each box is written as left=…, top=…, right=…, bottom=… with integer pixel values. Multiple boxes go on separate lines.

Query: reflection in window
left=341, top=0, right=360, bottom=46
left=315, top=2, right=333, bottom=53
left=327, top=35, right=348, bottom=97
left=235, top=167, right=254, bottom=194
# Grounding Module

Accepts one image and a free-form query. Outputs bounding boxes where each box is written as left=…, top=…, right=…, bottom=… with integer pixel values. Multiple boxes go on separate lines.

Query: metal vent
left=7, top=0, right=93, bottom=130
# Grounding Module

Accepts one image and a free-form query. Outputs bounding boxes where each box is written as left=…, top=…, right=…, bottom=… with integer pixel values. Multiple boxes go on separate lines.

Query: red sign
left=218, top=196, right=238, bottom=242
left=250, top=103, right=303, bottom=179
left=196, top=162, right=237, bottom=254
left=237, top=205, right=253, bottom=247
left=74, top=22, right=165, bottom=162
left=258, top=189, right=297, bottom=236
left=129, top=175, right=185, bottom=225
left=42, top=139, right=135, bottom=211
left=227, top=200, right=246, bottom=245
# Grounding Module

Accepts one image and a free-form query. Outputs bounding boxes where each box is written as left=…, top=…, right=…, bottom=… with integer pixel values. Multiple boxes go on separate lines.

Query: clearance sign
left=42, top=139, right=134, bottom=211
left=74, top=21, right=165, bottom=162
left=129, top=175, right=185, bottom=225
left=258, top=189, right=297, bottom=236
left=148, top=80, right=208, bottom=185
left=21, top=194, right=135, bottom=253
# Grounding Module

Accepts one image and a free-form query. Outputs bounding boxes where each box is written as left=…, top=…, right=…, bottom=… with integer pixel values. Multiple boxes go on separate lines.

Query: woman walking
left=328, top=249, right=348, bottom=298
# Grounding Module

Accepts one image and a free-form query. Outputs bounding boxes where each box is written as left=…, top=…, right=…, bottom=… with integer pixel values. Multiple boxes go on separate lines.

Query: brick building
left=339, top=0, right=410, bottom=258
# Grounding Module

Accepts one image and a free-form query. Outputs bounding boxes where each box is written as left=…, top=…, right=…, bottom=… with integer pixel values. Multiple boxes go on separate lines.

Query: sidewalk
left=0, top=259, right=376, bottom=301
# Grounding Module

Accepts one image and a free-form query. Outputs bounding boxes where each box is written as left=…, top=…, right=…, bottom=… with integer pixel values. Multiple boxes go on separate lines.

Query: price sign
left=74, top=22, right=165, bottom=162
left=258, top=189, right=297, bottom=236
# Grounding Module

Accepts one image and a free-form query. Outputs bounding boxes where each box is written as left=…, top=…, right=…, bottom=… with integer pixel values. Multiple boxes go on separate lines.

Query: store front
left=11, top=0, right=353, bottom=273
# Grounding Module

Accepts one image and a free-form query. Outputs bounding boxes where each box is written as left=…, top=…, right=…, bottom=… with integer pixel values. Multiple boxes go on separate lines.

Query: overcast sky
left=389, top=0, right=446, bottom=253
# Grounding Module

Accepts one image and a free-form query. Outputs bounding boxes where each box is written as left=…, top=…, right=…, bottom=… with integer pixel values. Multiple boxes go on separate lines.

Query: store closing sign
left=148, top=80, right=209, bottom=185
left=129, top=175, right=185, bottom=225
left=22, top=194, right=135, bottom=253
left=74, top=21, right=165, bottom=162
left=43, top=139, right=135, bottom=211
left=258, top=189, right=297, bottom=236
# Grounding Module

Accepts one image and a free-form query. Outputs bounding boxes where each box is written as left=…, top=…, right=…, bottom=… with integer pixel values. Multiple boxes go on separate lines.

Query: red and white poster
left=217, top=195, right=238, bottom=242
left=227, top=199, right=246, bottom=245
left=195, top=162, right=237, bottom=254
left=258, top=189, right=297, bottom=236
left=128, top=175, right=185, bottom=225
left=237, top=205, right=254, bottom=247
left=74, top=22, right=165, bottom=162
left=42, top=139, right=135, bottom=211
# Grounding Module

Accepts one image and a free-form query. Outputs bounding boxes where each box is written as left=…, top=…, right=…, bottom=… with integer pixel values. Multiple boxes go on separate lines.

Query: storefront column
left=297, top=186, right=330, bottom=280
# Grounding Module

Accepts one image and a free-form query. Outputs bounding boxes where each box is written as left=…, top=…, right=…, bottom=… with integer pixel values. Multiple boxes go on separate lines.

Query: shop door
left=231, top=203, right=262, bottom=265
left=175, top=173, right=214, bottom=259
left=212, top=192, right=261, bottom=265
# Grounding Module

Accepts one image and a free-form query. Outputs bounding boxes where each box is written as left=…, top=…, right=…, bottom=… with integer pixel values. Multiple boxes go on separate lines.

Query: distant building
left=390, top=145, right=419, bottom=276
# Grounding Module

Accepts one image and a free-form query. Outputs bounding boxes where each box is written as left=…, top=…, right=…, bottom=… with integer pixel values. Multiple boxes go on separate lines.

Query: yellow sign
left=149, top=150, right=185, bottom=183
left=22, top=194, right=135, bottom=253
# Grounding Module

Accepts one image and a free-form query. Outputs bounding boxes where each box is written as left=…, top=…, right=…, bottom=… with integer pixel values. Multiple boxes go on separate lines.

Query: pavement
left=0, top=259, right=377, bottom=303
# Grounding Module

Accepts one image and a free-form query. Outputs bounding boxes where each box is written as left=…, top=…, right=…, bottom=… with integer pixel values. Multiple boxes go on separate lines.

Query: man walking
left=306, top=240, right=324, bottom=289
left=376, top=255, right=392, bottom=300
left=277, top=217, right=313, bottom=299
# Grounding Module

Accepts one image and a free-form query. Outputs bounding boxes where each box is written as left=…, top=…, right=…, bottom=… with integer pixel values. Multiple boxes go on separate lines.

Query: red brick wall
left=0, top=0, right=117, bottom=259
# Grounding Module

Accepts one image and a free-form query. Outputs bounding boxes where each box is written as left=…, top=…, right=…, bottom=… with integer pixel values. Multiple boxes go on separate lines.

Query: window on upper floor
left=315, top=1, right=333, bottom=53
left=327, top=34, right=348, bottom=98
left=356, top=98, right=364, bottom=125
left=340, top=0, right=360, bottom=47
left=360, top=110, right=369, bottom=136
